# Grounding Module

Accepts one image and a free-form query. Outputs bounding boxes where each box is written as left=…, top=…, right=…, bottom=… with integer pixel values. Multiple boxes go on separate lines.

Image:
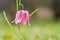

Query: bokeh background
left=0, top=0, right=60, bottom=40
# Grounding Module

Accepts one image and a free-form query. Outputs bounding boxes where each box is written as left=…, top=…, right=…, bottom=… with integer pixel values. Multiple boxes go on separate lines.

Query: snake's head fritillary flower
left=12, top=10, right=30, bottom=26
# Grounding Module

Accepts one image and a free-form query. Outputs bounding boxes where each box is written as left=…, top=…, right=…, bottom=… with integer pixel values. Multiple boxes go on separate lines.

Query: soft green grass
left=0, top=13, right=60, bottom=40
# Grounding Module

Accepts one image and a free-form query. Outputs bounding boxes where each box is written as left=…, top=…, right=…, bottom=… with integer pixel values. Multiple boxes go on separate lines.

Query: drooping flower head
left=12, top=10, right=30, bottom=26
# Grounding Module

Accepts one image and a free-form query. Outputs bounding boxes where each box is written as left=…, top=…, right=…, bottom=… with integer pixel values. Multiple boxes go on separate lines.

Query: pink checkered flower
left=12, top=10, right=30, bottom=26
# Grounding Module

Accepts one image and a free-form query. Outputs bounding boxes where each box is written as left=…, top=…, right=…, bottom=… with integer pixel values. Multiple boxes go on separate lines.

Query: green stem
left=3, top=10, right=20, bottom=40
left=18, top=24, right=20, bottom=33
left=16, top=0, right=21, bottom=40
left=29, top=8, right=39, bottom=17
left=16, top=0, right=19, bottom=11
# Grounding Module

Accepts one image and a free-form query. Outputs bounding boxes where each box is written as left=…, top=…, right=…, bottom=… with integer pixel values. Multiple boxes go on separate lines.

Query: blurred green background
left=0, top=0, right=60, bottom=40
left=0, top=11, right=60, bottom=40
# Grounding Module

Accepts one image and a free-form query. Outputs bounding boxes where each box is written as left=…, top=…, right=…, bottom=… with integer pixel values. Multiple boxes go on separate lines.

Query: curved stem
left=29, top=8, right=39, bottom=17
left=20, top=3, right=24, bottom=9
left=3, top=10, right=20, bottom=40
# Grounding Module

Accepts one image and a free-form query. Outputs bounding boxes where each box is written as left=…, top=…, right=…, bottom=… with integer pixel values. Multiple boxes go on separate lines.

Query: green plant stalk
left=29, top=8, right=39, bottom=17
left=3, top=10, right=20, bottom=40
left=18, top=24, right=20, bottom=33
left=16, top=0, right=19, bottom=11
left=16, top=0, right=21, bottom=40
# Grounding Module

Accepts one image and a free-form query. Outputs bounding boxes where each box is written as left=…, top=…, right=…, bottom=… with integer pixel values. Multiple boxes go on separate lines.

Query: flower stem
left=18, top=24, right=20, bottom=33
left=29, top=8, right=39, bottom=17
left=16, top=0, right=21, bottom=40
left=18, top=24, right=22, bottom=40
left=3, top=10, right=20, bottom=40
left=16, top=0, right=19, bottom=11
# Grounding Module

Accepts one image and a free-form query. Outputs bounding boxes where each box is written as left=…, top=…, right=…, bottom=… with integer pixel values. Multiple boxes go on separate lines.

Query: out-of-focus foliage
left=0, top=0, right=60, bottom=40
left=0, top=9, right=60, bottom=40
left=3, top=33, right=16, bottom=40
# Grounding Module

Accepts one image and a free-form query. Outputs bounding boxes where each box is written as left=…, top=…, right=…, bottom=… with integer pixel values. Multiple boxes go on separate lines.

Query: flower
left=12, top=10, right=30, bottom=26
